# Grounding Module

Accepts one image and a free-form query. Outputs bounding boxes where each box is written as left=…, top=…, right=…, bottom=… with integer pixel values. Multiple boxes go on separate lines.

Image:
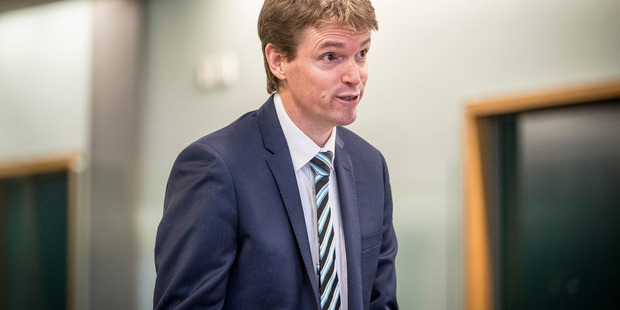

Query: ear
left=265, top=43, right=287, bottom=80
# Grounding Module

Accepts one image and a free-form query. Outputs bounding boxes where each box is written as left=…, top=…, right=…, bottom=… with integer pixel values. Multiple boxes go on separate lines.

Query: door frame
left=0, top=152, right=81, bottom=310
left=464, top=81, right=620, bottom=310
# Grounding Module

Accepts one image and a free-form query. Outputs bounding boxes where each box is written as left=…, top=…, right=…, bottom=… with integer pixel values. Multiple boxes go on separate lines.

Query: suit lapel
left=258, top=97, right=321, bottom=307
left=334, top=133, right=364, bottom=310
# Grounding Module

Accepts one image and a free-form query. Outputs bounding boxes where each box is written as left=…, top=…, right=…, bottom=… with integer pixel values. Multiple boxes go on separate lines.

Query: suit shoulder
left=337, top=126, right=382, bottom=156
left=195, top=110, right=260, bottom=149
left=169, top=111, right=260, bottom=170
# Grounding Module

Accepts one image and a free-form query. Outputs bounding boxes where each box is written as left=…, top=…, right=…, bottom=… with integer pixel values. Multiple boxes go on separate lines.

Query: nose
left=341, top=59, right=362, bottom=86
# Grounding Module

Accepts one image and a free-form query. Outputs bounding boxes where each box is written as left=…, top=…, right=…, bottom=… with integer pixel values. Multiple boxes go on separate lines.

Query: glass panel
left=0, top=171, right=68, bottom=310
left=498, top=100, right=620, bottom=309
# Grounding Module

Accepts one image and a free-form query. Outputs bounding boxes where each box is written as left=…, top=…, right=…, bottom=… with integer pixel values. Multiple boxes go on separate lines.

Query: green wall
left=0, top=0, right=91, bottom=160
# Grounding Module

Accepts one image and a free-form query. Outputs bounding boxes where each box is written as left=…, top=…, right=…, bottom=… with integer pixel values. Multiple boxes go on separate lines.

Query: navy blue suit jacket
left=154, top=97, right=398, bottom=309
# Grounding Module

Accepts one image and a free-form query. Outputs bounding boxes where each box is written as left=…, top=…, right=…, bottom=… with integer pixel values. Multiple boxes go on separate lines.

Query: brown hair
left=257, top=0, right=378, bottom=94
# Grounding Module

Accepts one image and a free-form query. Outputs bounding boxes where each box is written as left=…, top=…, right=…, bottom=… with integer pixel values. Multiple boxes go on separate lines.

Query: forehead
left=299, top=24, right=371, bottom=49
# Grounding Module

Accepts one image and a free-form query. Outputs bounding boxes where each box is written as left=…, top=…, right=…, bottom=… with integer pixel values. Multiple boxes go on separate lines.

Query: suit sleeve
left=370, top=154, right=399, bottom=310
left=154, top=141, right=238, bottom=309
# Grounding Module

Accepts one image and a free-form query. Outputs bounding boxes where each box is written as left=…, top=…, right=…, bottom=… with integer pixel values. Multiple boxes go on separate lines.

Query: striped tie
left=309, top=151, right=341, bottom=310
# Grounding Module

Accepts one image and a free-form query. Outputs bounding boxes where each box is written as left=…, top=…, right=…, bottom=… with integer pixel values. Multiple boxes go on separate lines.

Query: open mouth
left=337, top=95, right=359, bottom=102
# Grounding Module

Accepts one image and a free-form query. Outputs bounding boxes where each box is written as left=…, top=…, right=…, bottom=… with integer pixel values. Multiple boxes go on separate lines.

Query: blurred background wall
left=1, top=0, right=619, bottom=309
left=0, top=0, right=91, bottom=162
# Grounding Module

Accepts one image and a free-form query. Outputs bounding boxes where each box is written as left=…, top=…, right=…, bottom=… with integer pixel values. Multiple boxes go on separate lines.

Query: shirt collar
left=273, top=93, right=337, bottom=172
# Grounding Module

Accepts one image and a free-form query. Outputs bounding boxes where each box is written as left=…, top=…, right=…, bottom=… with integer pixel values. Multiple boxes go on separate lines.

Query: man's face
left=279, top=24, right=371, bottom=139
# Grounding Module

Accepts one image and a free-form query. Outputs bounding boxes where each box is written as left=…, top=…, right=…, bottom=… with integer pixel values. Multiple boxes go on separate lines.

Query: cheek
left=360, top=67, right=369, bottom=84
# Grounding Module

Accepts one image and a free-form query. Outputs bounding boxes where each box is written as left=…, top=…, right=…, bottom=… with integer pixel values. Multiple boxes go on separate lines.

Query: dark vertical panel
left=515, top=101, right=620, bottom=309
left=495, top=115, right=524, bottom=310
left=0, top=172, right=68, bottom=310
left=34, top=173, right=68, bottom=308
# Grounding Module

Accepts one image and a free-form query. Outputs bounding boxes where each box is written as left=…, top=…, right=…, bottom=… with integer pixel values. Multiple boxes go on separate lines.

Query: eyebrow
left=318, top=37, right=371, bottom=50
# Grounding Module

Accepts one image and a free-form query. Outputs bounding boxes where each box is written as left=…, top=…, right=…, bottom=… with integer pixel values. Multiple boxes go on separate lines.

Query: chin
left=337, top=114, right=357, bottom=127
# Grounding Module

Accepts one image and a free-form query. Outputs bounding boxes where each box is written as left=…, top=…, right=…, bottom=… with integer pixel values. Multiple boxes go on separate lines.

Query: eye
left=357, top=49, right=367, bottom=58
left=321, top=53, right=337, bottom=62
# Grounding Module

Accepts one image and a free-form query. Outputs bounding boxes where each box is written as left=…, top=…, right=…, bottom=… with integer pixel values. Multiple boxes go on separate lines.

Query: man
left=154, top=0, right=398, bottom=309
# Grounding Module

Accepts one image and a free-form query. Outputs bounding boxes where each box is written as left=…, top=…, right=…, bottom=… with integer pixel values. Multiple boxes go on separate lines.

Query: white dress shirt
left=274, top=93, right=348, bottom=309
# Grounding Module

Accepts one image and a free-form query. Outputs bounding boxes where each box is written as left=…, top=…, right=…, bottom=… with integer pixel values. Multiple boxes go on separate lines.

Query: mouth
left=336, top=94, right=359, bottom=102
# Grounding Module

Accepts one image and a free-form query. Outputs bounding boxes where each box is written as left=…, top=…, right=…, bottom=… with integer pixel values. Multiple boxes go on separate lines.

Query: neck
left=306, top=127, right=332, bottom=148
left=278, top=90, right=333, bottom=147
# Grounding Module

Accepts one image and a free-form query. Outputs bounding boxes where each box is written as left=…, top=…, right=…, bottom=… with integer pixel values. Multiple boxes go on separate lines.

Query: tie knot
left=309, top=151, right=333, bottom=176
